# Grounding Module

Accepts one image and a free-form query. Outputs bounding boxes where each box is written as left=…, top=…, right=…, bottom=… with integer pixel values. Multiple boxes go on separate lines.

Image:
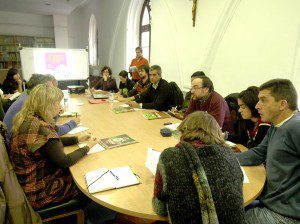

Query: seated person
left=92, top=66, right=118, bottom=93
left=185, top=76, right=233, bottom=133
left=128, top=65, right=173, bottom=111
left=116, top=70, right=135, bottom=97
left=1, top=68, right=23, bottom=94
left=4, top=74, right=79, bottom=142
left=227, top=86, right=271, bottom=148
left=153, top=111, right=245, bottom=223
left=9, top=84, right=97, bottom=209
left=236, top=79, right=300, bottom=223
left=117, top=64, right=151, bottom=102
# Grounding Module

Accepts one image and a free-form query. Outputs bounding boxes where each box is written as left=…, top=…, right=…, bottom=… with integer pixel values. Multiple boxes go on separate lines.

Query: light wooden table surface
left=63, top=93, right=266, bottom=221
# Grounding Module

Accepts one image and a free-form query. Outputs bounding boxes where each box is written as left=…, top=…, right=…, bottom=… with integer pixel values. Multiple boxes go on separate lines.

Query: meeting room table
left=62, top=92, right=266, bottom=221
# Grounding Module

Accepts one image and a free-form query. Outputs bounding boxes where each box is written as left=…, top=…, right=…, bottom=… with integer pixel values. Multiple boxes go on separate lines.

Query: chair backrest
left=169, top=81, right=184, bottom=110
left=0, top=122, right=42, bottom=224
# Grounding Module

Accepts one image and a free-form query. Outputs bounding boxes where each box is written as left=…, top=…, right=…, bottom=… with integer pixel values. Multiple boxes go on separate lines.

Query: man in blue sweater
left=4, top=74, right=78, bottom=143
left=236, top=79, right=299, bottom=223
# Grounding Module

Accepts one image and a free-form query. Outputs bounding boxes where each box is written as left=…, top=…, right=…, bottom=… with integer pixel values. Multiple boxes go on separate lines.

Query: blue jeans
left=245, top=206, right=299, bottom=224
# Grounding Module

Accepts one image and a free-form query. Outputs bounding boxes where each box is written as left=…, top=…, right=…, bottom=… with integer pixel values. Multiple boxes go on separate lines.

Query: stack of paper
left=241, top=167, right=250, bottom=184
left=68, top=126, right=89, bottom=134
left=145, top=148, right=161, bottom=175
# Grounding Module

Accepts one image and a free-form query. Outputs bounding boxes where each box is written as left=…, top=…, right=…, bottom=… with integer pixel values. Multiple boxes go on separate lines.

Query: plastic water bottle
left=109, top=92, right=115, bottom=110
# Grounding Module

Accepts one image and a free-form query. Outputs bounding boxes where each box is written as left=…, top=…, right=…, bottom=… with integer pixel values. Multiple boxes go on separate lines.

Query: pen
left=87, top=170, right=109, bottom=188
left=130, top=167, right=141, bottom=181
left=75, top=112, right=78, bottom=118
left=109, top=170, right=119, bottom=180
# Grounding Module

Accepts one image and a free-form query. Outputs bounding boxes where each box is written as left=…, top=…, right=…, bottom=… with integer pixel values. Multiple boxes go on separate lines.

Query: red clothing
left=129, top=57, right=149, bottom=80
left=185, top=91, right=233, bottom=133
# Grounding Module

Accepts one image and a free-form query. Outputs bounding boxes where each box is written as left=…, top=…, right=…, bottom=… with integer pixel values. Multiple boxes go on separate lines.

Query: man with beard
left=185, top=76, right=233, bottom=133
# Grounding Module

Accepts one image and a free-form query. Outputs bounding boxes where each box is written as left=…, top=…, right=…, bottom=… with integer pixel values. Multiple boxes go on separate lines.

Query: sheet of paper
left=88, top=144, right=106, bottom=154
left=119, top=104, right=130, bottom=108
left=165, top=122, right=181, bottom=131
left=9, top=92, right=21, bottom=101
left=145, top=148, right=161, bottom=175
left=68, top=126, right=89, bottom=134
left=225, top=140, right=237, bottom=148
left=241, top=167, right=250, bottom=184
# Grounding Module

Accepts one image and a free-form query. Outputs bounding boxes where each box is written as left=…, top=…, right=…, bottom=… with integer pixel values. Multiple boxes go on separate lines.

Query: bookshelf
left=0, top=35, right=55, bottom=70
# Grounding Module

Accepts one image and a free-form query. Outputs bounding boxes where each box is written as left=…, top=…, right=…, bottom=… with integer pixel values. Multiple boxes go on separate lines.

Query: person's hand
left=73, top=117, right=80, bottom=125
left=77, top=133, right=92, bottom=142
left=86, top=137, right=98, bottom=149
left=127, top=101, right=139, bottom=108
left=171, top=107, right=179, bottom=113
left=3, top=94, right=12, bottom=100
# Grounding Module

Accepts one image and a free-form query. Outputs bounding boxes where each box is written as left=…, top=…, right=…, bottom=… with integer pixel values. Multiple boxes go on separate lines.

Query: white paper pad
left=145, top=148, right=161, bottom=175
left=88, top=144, right=105, bottom=154
left=241, top=167, right=250, bottom=183
left=68, top=126, right=89, bottom=134
left=165, top=122, right=180, bottom=131
left=225, top=140, right=237, bottom=148
left=119, top=104, right=130, bottom=108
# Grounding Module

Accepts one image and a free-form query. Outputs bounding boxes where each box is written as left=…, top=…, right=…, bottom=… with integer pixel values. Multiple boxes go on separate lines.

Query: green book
left=99, top=134, right=137, bottom=149
left=112, top=107, right=135, bottom=114
left=143, top=111, right=171, bottom=120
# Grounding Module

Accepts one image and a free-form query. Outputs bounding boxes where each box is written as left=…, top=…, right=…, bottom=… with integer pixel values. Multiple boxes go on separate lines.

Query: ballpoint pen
left=109, top=170, right=119, bottom=180
left=87, top=170, right=109, bottom=188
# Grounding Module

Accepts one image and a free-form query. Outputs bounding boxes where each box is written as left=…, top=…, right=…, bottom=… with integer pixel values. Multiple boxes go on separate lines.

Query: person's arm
left=152, top=158, right=168, bottom=216
left=40, top=138, right=89, bottom=168
left=127, top=87, right=138, bottom=98
left=235, top=126, right=273, bottom=166
left=140, top=82, right=172, bottom=110
left=60, top=136, right=78, bottom=146
left=57, top=120, right=77, bottom=136
left=135, top=86, right=151, bottom=104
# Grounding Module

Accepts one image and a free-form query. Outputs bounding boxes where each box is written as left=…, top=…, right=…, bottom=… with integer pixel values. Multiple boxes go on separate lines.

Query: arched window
left=88, top=14, right=98, bottom=66
left=139, top=0, right=151, bottom=61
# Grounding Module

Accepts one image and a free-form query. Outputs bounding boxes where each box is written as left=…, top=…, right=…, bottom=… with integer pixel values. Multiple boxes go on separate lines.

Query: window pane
left=143, top=47, right=149, bottom=61
left=141, top=31, right=150, bottom=47
left=142, top=8, right=150, bottom=26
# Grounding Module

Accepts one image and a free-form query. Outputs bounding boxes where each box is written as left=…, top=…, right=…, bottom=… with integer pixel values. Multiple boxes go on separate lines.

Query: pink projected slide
left=45, top=52, right=67, bottom=70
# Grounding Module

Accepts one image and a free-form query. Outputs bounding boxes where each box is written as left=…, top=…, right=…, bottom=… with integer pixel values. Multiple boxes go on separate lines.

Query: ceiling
left=0, top=0, right=89, bottom=15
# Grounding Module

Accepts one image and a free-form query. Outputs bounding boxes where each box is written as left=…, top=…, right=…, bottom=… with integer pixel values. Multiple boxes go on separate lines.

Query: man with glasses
left=185, top=76, right=233, bottom=133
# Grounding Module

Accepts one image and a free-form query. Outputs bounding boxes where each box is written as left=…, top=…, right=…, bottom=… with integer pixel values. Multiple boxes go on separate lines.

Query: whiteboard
left=20, top=47, right=89, bottom=81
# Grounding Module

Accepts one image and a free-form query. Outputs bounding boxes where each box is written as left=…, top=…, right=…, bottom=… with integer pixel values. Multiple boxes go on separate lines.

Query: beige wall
left=151, top=0, right=300, bottom=96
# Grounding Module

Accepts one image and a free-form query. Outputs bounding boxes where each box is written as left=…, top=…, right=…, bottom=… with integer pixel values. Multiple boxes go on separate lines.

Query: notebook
left=98, top=134, right=137, bottom=149
left=89, top=88, right=109, bottom=99
left=85, top=166, right=140, bottom=193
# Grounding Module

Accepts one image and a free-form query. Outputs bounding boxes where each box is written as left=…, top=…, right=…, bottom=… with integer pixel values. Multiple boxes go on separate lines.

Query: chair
left=0, top=122, right=84, bottom=224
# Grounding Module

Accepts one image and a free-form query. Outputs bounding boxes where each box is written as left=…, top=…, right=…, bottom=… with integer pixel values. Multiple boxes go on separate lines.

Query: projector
left=67, top=85, right=85, bottom=94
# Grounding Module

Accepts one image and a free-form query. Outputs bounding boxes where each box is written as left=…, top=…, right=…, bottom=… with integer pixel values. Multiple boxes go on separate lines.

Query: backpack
left=169, top=81, right=184, bottom=110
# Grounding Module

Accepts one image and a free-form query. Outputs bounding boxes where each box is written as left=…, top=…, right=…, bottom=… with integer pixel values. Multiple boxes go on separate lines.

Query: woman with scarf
left=152, top=111, right=245, bottom=224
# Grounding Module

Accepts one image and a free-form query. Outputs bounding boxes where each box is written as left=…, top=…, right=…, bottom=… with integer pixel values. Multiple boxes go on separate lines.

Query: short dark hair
left=200, top=76, right=214, bottom=92
left=138, top=64, right=149, bottom=75
left=119, top=70, right=128, bottom=78
left=135, top=46, right=143, bottom=53
left=150, top=65, right=162, bottom=76
left=259, top=79, right=298, bottom=111
left=191, top=71, right=206, bottom=79
left=101, top=66, right=112, bottom=75
left=238, top=86, right=260, bottom=118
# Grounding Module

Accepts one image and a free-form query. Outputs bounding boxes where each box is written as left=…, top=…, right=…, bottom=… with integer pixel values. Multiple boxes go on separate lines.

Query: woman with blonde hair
left=153, top=111, right=245, bottom=224
left=9, top=84, right=96, bottom=209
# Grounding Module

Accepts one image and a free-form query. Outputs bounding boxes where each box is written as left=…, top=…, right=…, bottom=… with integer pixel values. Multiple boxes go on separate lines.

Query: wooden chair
left=0, top=122, right=84, bottom=224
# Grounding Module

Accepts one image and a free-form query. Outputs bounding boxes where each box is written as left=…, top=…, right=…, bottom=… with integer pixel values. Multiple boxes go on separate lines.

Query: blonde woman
left=153, top=111, right=245, bottom=224
left=9, top=84, right=96, bottom=209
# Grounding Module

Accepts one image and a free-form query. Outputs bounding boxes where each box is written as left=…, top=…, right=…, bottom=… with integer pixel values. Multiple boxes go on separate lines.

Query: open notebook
left=85, top=166, right=140, bottom=194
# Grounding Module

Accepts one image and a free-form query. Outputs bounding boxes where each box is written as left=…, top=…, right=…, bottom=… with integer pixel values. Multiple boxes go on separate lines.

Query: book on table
left=85, top=166, right=140, bottom=193
left=98, top=134, right=137, bottom=149
left=112, top=107, right=135, bottom=114
left=88, top=99, right=109, bottom=104
left=143, top=111, right=171, bottom=120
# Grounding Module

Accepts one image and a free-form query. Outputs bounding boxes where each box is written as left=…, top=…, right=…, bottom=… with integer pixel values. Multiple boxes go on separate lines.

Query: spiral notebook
left=85, top=166, right=140, bottom=193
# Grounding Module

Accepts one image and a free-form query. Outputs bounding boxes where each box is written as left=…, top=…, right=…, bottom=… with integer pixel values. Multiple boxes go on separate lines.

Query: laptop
left=89, top=88, right=109, bottom=99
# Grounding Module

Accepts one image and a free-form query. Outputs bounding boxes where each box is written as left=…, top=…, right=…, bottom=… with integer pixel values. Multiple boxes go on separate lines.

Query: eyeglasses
left=190, top=86, right=205, bottom=91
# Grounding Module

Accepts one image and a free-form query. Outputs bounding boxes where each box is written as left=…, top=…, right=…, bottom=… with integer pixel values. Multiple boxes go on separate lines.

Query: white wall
left=67, top=0, right=131, bottom=76
left=0, top=11, right=54, bottom=37
left=53, top=15, right=68, bottom=48
left=151, top=0, right=300, bottom=96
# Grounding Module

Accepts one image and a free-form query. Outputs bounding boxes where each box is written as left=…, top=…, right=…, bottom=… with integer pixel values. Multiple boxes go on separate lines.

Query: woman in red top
left=228, top=86, right=271, bottom=148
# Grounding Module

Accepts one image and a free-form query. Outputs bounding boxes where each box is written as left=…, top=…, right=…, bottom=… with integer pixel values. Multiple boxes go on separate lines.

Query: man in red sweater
left=185, top=76, right=233, bottom=133
left=129, top=47, right=149, bottom=82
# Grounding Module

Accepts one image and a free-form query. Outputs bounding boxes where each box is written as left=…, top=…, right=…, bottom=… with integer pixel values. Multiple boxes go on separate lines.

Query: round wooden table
left=63, top=93, right=266, bottom=221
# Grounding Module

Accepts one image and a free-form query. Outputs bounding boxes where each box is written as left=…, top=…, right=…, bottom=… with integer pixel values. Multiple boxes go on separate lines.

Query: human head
left=191, top=71, right=206, bottom=81
left=138, top=64, right=149, bottom=82
left=238, top=86, right=260, bottom=120
left=191, top=76, right=214, bottom=100
left=6, top=68, right=20, bottom=82
left=118, top=70, right=129, bottom=84
left=12, top=84, right=64, bottom=135
left=26, top=74, right=57, bottom=93
left=101, top=66, right=112, bottom=78
left=149, top=65, right=162, bottom=85
left=178, top=111, right=226, bottom=146
left=135, top=46, right=143, bottom=59
left=256, top=79, right=298, bottom=124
